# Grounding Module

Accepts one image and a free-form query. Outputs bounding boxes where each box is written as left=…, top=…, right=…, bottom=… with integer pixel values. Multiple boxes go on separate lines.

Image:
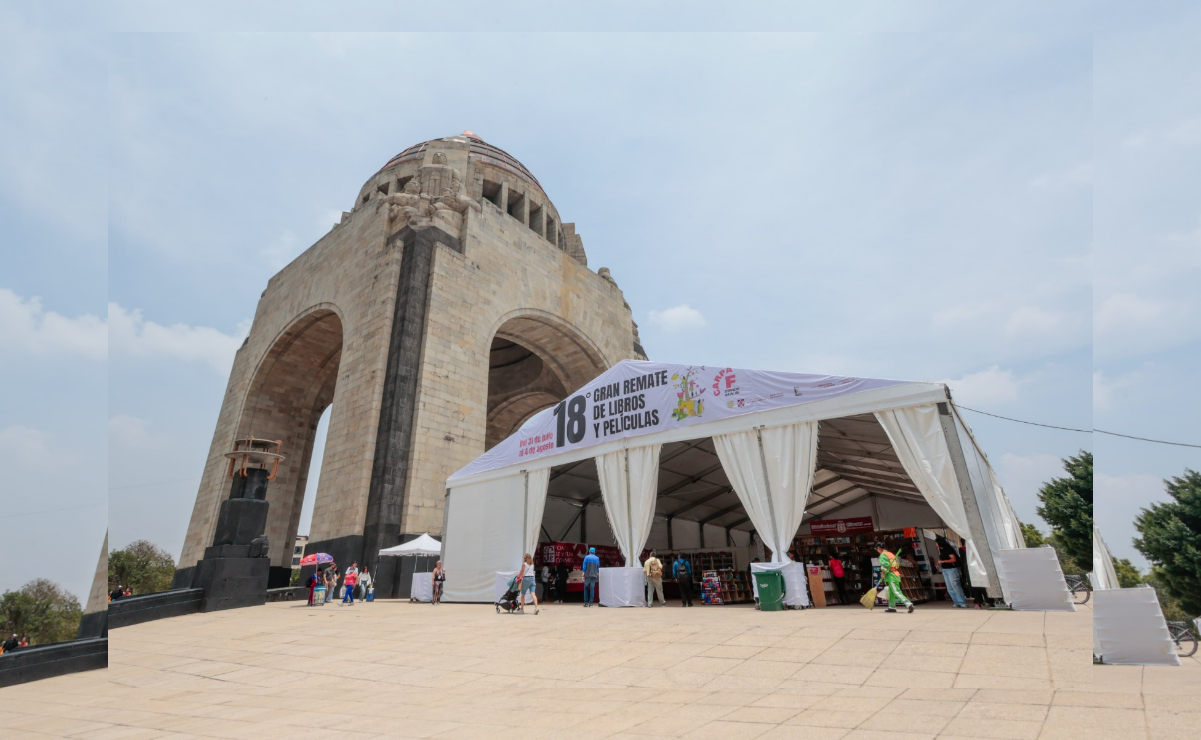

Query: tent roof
left=378, top=533, right=442, bottom=557
left=449, top=359, right=948, bottom=487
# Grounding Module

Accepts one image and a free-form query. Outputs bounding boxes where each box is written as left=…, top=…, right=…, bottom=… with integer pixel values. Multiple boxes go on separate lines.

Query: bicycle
left=1167, top=621, right=1198, bottom=658
left=1064, top=574, right=1091, bottom=605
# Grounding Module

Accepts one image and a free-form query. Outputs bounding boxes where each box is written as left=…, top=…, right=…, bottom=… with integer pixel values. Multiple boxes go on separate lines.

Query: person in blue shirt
left=581, top=547, right=601, bottom=607
left=673, top=557, right=694, bottom=607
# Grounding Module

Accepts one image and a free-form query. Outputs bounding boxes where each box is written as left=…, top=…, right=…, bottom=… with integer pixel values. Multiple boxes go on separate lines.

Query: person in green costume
left=875, top=542, right=915, bottom=613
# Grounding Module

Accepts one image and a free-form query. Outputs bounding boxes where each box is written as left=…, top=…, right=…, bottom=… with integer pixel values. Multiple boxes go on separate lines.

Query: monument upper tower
left=175, top=132, right=645, bottom=596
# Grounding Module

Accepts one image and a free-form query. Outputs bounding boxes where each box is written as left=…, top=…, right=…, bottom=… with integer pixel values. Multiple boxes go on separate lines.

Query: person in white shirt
left=517, top=553, right=540, bottom=614
left=540, top=564, right=551, bottom=602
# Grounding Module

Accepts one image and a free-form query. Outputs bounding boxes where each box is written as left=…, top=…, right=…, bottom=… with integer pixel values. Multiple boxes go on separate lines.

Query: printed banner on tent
left=809, top=517, right=874, bottom=535
left=535, top=542, right=637, bottom=569
left=451, top=360, right=905, bottom=481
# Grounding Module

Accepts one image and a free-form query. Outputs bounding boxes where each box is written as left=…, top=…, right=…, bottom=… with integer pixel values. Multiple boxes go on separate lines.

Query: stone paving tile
left=8, top=599, right=1196, bottom=739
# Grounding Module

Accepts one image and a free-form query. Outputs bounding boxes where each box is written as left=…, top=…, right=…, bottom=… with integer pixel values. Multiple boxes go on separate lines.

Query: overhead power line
left=955, top=403, right=1201, bottom=449
left=8, top=502, right=107, bottom=518
left=953, top=404, right=1090, bottom=433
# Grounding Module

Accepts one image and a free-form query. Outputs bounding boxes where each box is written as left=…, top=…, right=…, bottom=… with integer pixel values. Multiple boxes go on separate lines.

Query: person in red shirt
left=828, top=557, right=848, bottom=605
left=341, top=562, right=359, bottom=606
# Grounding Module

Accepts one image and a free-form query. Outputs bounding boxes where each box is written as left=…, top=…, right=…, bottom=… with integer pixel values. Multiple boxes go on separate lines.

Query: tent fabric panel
left=1092, top=524, right=1120, bottom=591
left=1094, top=587, right=1181, bottom=666
left=448, top=376, right=946, bottom=488
left=522, top=468, right=551, bottom=557
left=442, top=475, right=525, bottom=602
left=874, top=406, right=988, bottom=585
left=595, top=445, right=661, bottom=564
left=953, top=408, right=1026, bottom=551
left=993, top=547, right=1075, bottom=612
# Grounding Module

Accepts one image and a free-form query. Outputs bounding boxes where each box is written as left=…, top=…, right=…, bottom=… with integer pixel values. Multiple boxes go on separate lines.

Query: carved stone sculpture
left=249, top=534, right=270, bottom=559
left=380, top=177, right=435, bottom=230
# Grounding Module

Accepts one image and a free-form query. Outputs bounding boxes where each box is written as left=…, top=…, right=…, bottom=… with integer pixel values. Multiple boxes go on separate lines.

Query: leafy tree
left=289, top=568, right=301, bottom=587
left=1113, top=558, right=1144, bottom=588
left=1019, top=522, right=1046, bottom=548
left=1036, top=451, right=1093, bottom=574
left=109, top=540, right=176, bottom=595
left=1134, top=469, right=1201, bottom=619
left=0, top=579, right=83, bottom=646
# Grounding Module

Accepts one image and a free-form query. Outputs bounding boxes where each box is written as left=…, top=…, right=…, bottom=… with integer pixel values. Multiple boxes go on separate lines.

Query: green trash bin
left=754, top=570, right=786, bottom=611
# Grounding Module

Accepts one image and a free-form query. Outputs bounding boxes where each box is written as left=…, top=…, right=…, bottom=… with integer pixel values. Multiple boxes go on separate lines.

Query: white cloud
left=1093, top=370, right=1137, bottom=412
left=996, top=452, right=1065, bottom=525
left=0, top=425, right=54, bottom=468
left=108, top=303, right=250, bottom=374
left=1003, top=306, right=1067, bottom=341
left=261, top=229, right=300, bottom=270
left=0, top=288, right=107, bottom=360
left=942, top=366, right=1020, bottom=407
left=647, top=304, right=707, bottom=332
left=108, top=414, right=168, bottom=451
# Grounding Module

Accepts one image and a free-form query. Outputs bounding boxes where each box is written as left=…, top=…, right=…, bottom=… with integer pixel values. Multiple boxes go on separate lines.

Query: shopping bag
left=366, top=588, right=374, bottom=602
left=859, top=588, right=877, bottom=610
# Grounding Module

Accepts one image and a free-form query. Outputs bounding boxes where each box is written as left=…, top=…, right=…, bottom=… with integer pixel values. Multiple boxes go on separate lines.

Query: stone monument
left=174, top=132, right=646, bottom=598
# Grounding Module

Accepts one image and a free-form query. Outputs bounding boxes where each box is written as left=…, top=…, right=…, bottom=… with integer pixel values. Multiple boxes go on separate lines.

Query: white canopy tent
left=378, top=533, right=442, bottom=557
left=1092, top=525, right=1180, bottom=666
left=442, top=360, right=1027, bottom=606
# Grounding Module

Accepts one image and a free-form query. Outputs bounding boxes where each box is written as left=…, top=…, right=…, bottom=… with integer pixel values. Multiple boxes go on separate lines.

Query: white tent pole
left=935, top=401, right=1002, bottom=598
left=755, top=427, right=780, bottom=560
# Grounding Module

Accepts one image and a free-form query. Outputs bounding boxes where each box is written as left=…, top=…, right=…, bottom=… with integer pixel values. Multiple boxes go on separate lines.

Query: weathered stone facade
left=176, top=133, right=644, bottom=590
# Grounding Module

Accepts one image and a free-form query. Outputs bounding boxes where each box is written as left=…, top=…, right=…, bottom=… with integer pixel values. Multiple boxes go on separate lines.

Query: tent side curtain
left=874, top=406, right=988, bottom=585
left=442, top=474, right=525, bottom=602
left=713, top=421, right=818, bottom=560
left=1092, top=524, right=1120, bottom=590
left=595, top=445, right=661, bottom=564
left=522, top=468, right=551, bottom=558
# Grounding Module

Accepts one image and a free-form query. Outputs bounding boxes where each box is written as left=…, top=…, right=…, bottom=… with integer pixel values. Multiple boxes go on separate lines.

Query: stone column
left=518, top=190, right=529, bottom=227
left=534, top=204, right=546, bottom=238
left=498, top=181, right=509, bottom=217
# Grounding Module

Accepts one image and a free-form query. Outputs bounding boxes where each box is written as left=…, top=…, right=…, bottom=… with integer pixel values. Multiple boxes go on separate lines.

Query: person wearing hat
left=581, top=547, right=601, bottom=607
left=875, top=542, right=914, bottom=613
left=2, top=634, right=18, bottom=653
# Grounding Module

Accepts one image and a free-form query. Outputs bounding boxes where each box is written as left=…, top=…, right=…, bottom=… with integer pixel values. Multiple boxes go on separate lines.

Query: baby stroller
left=496, top=576, right=523, bottom=614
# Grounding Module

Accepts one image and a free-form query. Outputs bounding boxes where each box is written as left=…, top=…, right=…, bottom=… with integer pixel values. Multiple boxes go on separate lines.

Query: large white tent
left=441, top=360, right=1027, bottom=606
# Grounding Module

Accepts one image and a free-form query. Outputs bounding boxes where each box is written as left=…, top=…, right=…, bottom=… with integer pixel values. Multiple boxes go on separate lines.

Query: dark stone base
left=0, top=638, right=107, bottom=688
left=296, top=533, right=365, bottom=591
left=108, top=589, right=203, bottom=629
left=172, top=564, right=199, bottom=590
left=212, top=497, right=269, bottom=547
left=197, top=555, right=269, bottom=612
left=76, top=610, right=107, bottom=639
left=267, top=566, right=293, bottom=589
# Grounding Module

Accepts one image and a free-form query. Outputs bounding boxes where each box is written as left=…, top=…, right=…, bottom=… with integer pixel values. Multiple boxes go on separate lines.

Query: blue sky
left=1, top=5, right=1198, bottom=599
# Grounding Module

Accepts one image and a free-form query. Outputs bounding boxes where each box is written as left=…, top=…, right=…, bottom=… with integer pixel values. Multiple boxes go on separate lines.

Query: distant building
left=290, top=535, right=309, bottom=569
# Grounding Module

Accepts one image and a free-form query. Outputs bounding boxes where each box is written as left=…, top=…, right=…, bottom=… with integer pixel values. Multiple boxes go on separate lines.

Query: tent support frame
left=937, top=401, right=1002, bottom=598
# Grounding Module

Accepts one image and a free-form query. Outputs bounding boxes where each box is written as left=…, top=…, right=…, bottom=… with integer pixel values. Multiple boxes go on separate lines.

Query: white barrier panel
left=599, top=567, right=646, bottom=607
left=1094, top=587, right=1181, bottom=666
left=751, top=562, right=811, bottom=608
left=993, top=547, right=1075, bottom=611
left=410, top=572, right=433, bottom=602
left=494, top=571, right=535, bottom=604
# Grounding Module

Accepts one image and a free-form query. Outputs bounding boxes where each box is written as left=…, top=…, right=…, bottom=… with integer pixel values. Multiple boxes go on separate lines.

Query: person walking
left=17, top=636, right=28, bottom=648
left=555, top=562, right=569, bottom=604
left=323, top=565, right=337, bottom=604
left=643, top=550, right=666, bottom=607
left=517, top=553, right=539, bottom=614
left=109, top=585, right=124, bottom=603
left=673, top=556, right=694, bottom=607
left=342, top=563, right=359, bottom=605
left=829, top=556, right=848, bottom=606
left=875, top=542, right=914, bottom=613
left=581, top=547, right=600, bottom=607
left=933, top=535, right=969, bottom=608
left=958, top=543, right=988, bottom=608
left=359, top=566, right=373, bottom=602
left=2, top=634, right=18, bottom=653
left=432, top=560, right=445, bottom=605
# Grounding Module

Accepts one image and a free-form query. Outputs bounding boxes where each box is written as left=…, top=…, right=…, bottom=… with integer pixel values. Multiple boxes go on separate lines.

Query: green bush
left=0, top=579, right=83, bottom=646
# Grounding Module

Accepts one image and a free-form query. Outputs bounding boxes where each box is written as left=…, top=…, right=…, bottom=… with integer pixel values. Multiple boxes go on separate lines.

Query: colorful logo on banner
left=809, top=517, right=874, bottom=535
left=670, top=367, right=706, bottom=421
left=536, top=542, right=630, bottom=568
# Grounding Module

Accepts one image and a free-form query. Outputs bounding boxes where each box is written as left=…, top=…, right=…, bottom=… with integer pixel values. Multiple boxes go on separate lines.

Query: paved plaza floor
left=1, top=599, right=1198, bottom=739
